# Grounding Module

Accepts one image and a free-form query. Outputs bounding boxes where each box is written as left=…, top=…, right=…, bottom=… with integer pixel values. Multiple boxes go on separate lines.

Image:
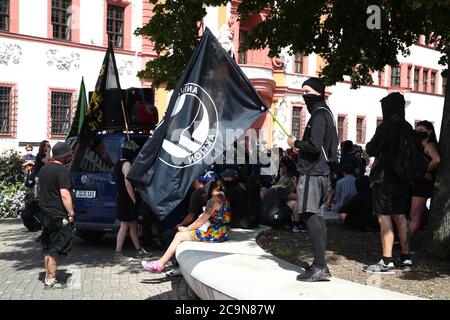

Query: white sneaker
left=166, top=267, right=182, bottom=277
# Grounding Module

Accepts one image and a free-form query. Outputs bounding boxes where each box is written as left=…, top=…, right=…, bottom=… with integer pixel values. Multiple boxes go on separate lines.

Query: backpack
left=315, top=107, right=339, bottom=174
left=390, top=123, right=429, bottom=185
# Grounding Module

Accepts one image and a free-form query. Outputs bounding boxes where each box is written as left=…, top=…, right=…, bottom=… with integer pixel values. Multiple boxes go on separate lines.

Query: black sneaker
left=136, top=247, right=149, bottom=257
left=44, top=280, right=67, bottom=290
left=296, top=265, right=331, bottom=282
left=395, top=258, right=413, bottom=271
left=363, top=259, right=395, bottom=274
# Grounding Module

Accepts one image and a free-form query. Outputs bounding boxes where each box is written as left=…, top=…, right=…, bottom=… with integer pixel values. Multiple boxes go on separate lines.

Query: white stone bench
left=175, top=227, right=422, bottom=300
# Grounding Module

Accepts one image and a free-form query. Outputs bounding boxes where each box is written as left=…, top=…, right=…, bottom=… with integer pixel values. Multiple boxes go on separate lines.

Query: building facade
left=0, top=0, right=446, bottom=154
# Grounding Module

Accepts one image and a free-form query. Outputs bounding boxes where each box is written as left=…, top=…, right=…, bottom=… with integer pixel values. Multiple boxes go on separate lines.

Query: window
left=0, top=0, right=9, bottom=31
left=423, top=70, right=428, bottom=92
left=238, top=29, right=248, bottom=65
left=407, top=66, right=412, bottom=88
left=414, top=68, right=420, bottom=91
left=378, top=71, right=384, bottom=86
left=51, top=0, right=72, bottom=40
left=51, top=91, right=72, bottom=136
left=376, top=118, right=383, bottom=127
left=337, top=116, right=346, bottom=142
left=0, top=86, right=11, bottom=134
left=107, top=5, right=124, bottom=48
left=291, top=107, right=302, bottom=139
left=294, top=52, right=304, bottom=74
left=431, top=71, right=436, bottom=94
left=391, top=66, right=401, bottom=87
left=356, top=117, right=366, bottom=144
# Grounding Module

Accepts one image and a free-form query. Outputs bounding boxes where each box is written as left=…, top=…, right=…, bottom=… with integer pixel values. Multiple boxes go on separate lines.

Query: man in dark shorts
left=364, top=92, right=412, bottom=274
left=288, top=77, right=338, bottom=282
left=38, top=142, right=74, bottom=289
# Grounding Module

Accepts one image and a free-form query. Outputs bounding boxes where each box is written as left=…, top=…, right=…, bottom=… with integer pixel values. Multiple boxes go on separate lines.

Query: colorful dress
left=191, top=201, right=232, bottom=242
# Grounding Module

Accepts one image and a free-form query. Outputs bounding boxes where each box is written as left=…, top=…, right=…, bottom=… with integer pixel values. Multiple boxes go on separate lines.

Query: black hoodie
left=366, top=92, right=412, bottom=189
left=294, top=100, right=338, bottom=176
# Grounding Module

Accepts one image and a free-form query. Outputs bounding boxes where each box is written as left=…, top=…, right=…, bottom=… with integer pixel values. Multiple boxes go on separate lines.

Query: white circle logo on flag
left=160, top=83, right=218, bottom=168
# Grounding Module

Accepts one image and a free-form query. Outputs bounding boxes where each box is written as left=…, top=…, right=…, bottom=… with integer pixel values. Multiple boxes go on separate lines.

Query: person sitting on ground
left=162, top=173, right=211, bottom=246
left=222, top=168, right=261, bottom=229
left=339, top=175, right=379, bottom=231
left=262, top=175, right=302, bottom=231
left=338, top=140, right=362, bottom=179
left=353, top=144, right=367, bottom=175
left=332, top=164, right=357, bottom=213
left=141, top=179, right=232, bottom=273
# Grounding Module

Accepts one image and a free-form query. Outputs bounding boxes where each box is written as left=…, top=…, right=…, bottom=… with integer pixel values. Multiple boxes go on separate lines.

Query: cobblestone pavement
left=0, top=219, right=198, bottom=300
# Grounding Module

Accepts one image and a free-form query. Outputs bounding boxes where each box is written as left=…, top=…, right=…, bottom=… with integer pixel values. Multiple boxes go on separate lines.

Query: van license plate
left=75, top=190, right=96, bottom=199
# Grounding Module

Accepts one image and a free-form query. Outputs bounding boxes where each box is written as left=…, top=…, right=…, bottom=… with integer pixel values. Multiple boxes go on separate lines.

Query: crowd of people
left=19, top=77, right=441, bottom=288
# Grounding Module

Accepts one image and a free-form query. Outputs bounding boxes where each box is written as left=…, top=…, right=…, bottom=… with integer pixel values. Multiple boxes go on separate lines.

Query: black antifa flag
left=127, top=28, right=267, bottom=219
left=71, top=42, right=122, bottom=170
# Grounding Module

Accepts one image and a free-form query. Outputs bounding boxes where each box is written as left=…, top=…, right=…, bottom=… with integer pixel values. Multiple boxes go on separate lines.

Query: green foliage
left=0, top=150, right=26, bottom=218
left=0, top=149, right=25, bottom=186
left=136, top=0, right=450, bottom=89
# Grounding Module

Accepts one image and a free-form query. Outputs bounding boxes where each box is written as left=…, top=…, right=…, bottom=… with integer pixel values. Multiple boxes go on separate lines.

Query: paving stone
left=0, top=219, right=198, bottom=300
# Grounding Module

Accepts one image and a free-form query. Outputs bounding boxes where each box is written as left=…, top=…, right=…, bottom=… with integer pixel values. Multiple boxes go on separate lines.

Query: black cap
left=302, top=77, right=326, bottom=96
left=52, top=142, right=73, bottom=159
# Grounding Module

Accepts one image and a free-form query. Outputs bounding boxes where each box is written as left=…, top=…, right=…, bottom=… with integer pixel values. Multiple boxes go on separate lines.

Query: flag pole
left=268, top=109, right=291, bottom=137
left=121, top=97, right=130, bottom=141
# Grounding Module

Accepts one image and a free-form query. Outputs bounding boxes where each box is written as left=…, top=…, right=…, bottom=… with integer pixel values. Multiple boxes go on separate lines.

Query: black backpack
left=390, top=123, right=429, bottom=185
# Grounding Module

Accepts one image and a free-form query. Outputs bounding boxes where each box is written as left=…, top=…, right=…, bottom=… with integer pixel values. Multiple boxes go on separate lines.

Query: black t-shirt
left=38, top=163, right=72, bottom=219
left=262, top=187, right=291, bottom=220
left=189, top=187, right=207, bottom=218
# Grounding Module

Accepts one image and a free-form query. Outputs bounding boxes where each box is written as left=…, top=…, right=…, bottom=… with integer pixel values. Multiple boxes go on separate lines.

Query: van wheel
left=76, top=231, right=105, bottom=241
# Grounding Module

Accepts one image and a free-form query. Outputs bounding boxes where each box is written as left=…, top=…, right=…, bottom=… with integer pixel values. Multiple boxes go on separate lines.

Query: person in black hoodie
left=288, top=77, right=338, bottom=282
left=363, top=92, right=413, bottom=274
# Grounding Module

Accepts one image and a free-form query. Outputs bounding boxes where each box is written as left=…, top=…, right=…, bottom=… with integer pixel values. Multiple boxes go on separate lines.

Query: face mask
left=303, top=93, right=323, bottom=112
left=223, top=180, right=237, bottom=188
left=416, top=131, right=429, bottom=141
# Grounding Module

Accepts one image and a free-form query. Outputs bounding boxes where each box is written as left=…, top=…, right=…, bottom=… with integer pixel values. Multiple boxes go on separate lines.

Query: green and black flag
left=127, top=28, right=267, bottom=219
left=71, top=42, right=122, bottom=170
left=67, top=77, right=88, bottom=139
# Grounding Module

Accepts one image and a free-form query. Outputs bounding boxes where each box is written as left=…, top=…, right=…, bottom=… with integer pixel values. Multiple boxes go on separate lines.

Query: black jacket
left=294, top=101, right=338, bottom=176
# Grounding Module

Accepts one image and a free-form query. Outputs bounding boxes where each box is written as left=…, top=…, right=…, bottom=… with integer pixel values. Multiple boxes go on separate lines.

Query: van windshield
left=68, top=137, right=121, bottom=173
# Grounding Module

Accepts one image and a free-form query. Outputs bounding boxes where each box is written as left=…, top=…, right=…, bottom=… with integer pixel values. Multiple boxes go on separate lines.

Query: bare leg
left=115, top=222, right=129, bottom=253
left=46, top=255, right=59, bottom=283
left=378, top=215, right=394, bottom=258
left=393, top=214, right=409, bottom=255
left=158, top=231, right=193, bottom=266
left=409, top=196, right=427, bottom=237
left=287, top=201, right=299, bottom=222
left=129, top=221, right=141, bottom=250
left=43, top=252, right=49, bottom=281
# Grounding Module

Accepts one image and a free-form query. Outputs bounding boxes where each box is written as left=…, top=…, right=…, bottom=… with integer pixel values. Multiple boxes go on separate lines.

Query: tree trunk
left=425, top=73, right=450, bottom=259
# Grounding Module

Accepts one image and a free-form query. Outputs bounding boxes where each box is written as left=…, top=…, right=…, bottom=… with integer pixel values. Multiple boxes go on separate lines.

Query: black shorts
left=372, top=184, right=410, bottom=215
left=41, top=216, right=73, bottom=257
left=412, top=177, right=434, bottom=198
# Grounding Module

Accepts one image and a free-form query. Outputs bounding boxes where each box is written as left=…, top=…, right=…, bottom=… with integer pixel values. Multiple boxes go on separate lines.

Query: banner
left=71, top=43, right=122, bottom=170
left=127, top=28, right=267, bottom=218
left=67, top=77, right=88, bottom=138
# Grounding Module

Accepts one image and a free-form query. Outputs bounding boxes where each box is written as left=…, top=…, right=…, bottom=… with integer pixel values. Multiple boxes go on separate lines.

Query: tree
left=136, top=0, right=450, bottom=258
